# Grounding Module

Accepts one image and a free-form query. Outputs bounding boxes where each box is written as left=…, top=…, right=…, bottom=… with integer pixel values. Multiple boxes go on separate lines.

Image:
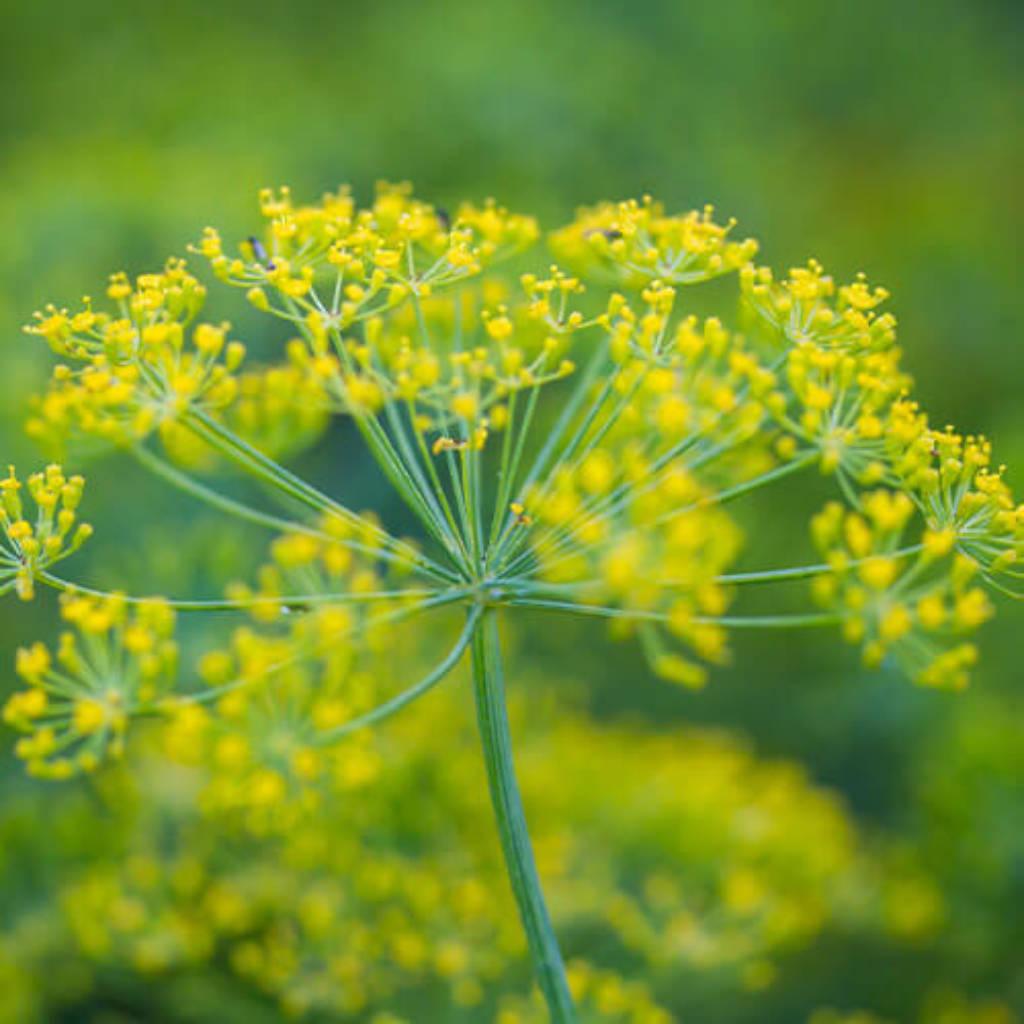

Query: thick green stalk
left=470, top=609, right=576, bottom=1022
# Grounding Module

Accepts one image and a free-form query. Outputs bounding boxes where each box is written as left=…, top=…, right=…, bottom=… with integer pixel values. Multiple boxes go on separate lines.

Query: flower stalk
left=471, top=607, right=577, bottom=1022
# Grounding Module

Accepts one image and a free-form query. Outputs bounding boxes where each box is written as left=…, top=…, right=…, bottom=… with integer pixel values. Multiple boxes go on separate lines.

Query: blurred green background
left=2, top=1, right=1022, bottom=1020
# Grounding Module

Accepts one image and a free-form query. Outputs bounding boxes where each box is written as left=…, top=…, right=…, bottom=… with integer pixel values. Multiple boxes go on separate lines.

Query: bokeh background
left=2, top=1, right=1022, bottom=1021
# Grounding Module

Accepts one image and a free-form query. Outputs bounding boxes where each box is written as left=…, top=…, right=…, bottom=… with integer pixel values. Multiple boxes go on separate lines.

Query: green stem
left=470, top=609, right=576, bottom=1023
left=506, top=597, right=842, bottom=629
left=38, top=571, right=434, bottom=612
left=316, top=605, right=480, bottom=745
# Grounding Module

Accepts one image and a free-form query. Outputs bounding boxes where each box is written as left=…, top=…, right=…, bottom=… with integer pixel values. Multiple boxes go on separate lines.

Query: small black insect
left=436, top=206, right=451, bottom=233
left=247, top=236, right=275, bottom=270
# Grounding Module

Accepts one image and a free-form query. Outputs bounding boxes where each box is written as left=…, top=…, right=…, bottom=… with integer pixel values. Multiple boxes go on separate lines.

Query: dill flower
left=4, top=593, right=176, bottom=777
left=550, top=197, right=758, bottom=287
left=0, top=464, right=92, bottom=600
left=10, top=182, right=1022, bottom=1021
left=25, top=261, right=247, bottom=457
left=808, top=491, right=993, bottom=688
left=159, top=356, right=332, bottom=470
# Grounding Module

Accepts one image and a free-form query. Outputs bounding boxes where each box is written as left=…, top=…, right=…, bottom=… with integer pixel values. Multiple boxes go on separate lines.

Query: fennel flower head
left=6, top=181, right=1022, bottom=783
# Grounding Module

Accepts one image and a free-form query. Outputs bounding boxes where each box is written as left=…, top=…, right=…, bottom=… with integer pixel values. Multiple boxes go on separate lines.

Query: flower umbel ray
left=11, top=183, right=1022, bottom=1022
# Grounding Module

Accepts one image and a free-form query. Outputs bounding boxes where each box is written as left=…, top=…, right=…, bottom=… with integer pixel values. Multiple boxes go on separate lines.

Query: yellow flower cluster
left=23, top=186, right=545, bottom=478
left=226, top=356, right=332, bottom=456
left=888, top=402, right=1024, bottom=584
left=810, top=491, right=993, bottom=688
left=161, top=520, right=435, bottom=831
left=195, top=181, right=538, bottom=328
left=0, top=464, right=92, bottom=600
left=490, top=283, right=781, bottom=685
left=551, top=197, right=758, bottom=287
left=527, top=483, right=743, bottom=689
left=3, top=593, right=176, bottom=777
left=161, top=671, right=868, bottom=998
left=292, top=280, right=581, bottom=440
left=737, top=259, right=917, bottom=484
left=5, top=679, right=875, bottom=1022
left=26, top=259, right=246, bottom=454
left=515, top=705, right=859, bottom=970
left=767, top=340, right=910, bottom=478
left=159, top=352, right=333, bottom=469
left=741, top=261, right=897, bottom=352
left=16, top=183, right=1019, bottom=746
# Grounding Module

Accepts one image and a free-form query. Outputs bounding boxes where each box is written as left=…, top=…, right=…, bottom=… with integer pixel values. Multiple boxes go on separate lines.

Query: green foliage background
left=1, top=1, right=1022, bottom=1020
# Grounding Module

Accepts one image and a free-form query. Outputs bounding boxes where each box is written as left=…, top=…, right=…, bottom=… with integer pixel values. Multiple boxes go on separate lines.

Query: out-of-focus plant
left=0, top=676, right=952, bottom=1023
left=801, top=922, right=1022, bottom=1024
left=2, top=678, right=1015, bottom=1022
left=810, top=992, right=1019, bottom=1024
left=4, top=184, right=1022, bottom=1019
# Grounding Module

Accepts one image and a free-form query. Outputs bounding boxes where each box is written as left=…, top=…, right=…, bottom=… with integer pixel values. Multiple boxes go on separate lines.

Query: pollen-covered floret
left=4, top=593, right=177, bottom=777
left=0, top=464, right=92, bottom=600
